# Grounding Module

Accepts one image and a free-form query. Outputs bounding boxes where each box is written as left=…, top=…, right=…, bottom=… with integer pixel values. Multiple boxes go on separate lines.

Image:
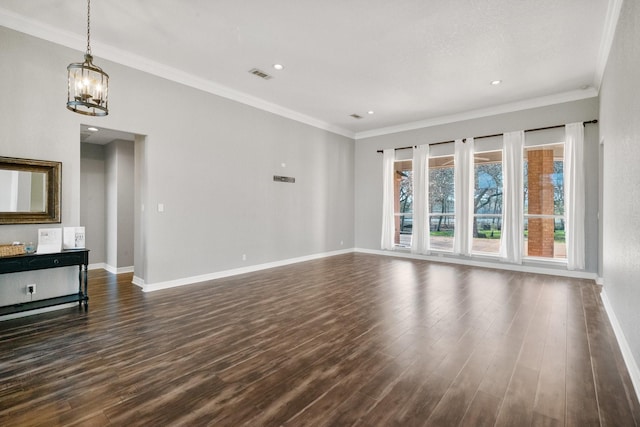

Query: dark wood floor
left=1, top=253, right=638, bottom=426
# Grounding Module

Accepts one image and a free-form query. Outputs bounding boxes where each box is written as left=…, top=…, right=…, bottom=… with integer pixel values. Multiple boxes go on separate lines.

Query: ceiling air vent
left=249, top=68, right=273, bottom=80
left=350, top=114, right=363, bottom=119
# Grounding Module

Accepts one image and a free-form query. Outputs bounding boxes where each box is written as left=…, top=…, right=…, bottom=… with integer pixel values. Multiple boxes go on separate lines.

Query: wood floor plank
left=424, top=341, right=497, bottom=426
left=531, top=411, right=563, bottom=427
left=532, top=278, right=568, bottom=424
left=565, top=282, right=602, bottom=426
left=477, top=332, right=523, bottom=399
left=283, top=349, right=393, bottom=426
left=493, top=363, right=540, bottom=426
left=460, top=390, right=502, bottom=427
left=582, top=283, right=637, bottom=426
left=0, top=253, right=637, bottom=426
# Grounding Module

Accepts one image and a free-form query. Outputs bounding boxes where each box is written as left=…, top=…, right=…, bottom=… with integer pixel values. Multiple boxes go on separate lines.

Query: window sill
left=523, top=256, right=567, bottom=264
left=389, top=247, right=571, bottom=268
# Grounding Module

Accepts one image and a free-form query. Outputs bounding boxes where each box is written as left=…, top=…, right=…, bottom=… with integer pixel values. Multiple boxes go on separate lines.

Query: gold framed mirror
left=0, top=156, right=61, bottom=224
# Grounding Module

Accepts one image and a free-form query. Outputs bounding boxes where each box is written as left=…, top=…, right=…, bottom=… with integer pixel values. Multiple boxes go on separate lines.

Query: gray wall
left=80, top=143, right=106, bottom=264
left=133, top=135, right=147, bottom=282
left=81, top=140, right=134, bottom=269
left=114, top=140, right=135, bottom=269
left=105, top=142, right=117, bottom=268
left=0, top=29, right=84, bottom=304
left=354, top=98, right=600, bottom=272
left=0, top=27, right=354, bottom=295
left=104, top=139, right=134, bottom=269
left=599, top=0, right=640, bottom=373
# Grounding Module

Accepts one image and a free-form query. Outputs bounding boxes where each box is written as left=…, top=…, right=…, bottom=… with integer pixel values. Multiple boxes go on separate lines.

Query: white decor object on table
left=63, top=227, right=86, bottom=249
left=37, top=228, right=63, bottom=254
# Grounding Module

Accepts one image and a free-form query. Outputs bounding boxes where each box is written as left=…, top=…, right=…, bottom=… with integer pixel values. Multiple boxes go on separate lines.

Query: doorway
left=80, top=125, right=144, bottom=277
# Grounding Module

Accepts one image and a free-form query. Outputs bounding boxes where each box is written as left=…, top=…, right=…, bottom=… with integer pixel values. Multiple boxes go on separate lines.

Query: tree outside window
left=429, top=156, right=455, bottom=251
left=394, top=160, right=412, bottom=247
left=472, top=151, right=503, bottom=254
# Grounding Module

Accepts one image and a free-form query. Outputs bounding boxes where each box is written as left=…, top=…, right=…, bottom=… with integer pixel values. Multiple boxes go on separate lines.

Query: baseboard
left=601, top=289, right=640, bottom=404
left=0, top=303, right=77, bottom=322
left=88, top=262, right=106, bottom=271
left=137, top=248, right=354, bottom=292
left=137, top=247, right=596, bottom=292
left=103, top=264, right=134, bottom=274
left=89, top=263, right=134, bottom=274
left=354, top=248, right=598, bottom=280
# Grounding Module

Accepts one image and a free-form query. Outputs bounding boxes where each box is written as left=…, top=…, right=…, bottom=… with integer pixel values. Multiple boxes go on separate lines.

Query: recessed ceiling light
left=273, top=64, right=284, bottom=71
left=368, top=111, right=374, bottom=115
left=491, top=80, right=502, bottom=86
left=87, top=127, right=99, bottom=132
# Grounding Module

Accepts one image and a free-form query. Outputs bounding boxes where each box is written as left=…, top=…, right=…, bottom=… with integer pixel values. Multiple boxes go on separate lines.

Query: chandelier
left=66, top=0, right=109, bottom=116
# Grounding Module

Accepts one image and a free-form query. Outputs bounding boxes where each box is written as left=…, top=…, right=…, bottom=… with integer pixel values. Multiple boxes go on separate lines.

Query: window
left=523, top=143, right=565, bottom=259
left=381, top=126, right=577, bottom=264
left=429, top=156, right=455, bottom=251
left=394, top=160, right=412, bottom=248
left=472, top=151, right=503, bottom=254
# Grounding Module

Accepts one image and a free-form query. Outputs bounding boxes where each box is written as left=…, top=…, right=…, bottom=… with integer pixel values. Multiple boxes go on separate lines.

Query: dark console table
left=0, top=249, right=89, bottom=316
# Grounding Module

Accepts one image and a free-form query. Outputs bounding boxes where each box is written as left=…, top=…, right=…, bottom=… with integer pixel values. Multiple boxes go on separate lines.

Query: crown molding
left=95, top=43, right=355, bottom=138
left=0, top=8, right=355, bottom=139
left=0, top=5, right=610, bottom=143
left=593, top=0, right=624, bottom=90
left=354, top=88, right=599, bottom=140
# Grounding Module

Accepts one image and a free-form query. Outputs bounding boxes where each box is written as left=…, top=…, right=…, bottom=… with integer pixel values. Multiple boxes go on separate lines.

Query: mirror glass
left=0, top=170, right=47, bottom=212
left=0, top=157, right=61, bottom=224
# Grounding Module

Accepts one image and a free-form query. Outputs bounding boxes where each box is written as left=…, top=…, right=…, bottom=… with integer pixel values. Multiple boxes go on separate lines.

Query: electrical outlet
left=242, top=254, right=247, bottom=261
left=27, top=284, right=36, bottom=294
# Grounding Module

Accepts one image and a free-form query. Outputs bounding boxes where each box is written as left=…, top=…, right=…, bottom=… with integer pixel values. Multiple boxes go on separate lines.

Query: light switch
left=158, top=203, right=164, bottom=212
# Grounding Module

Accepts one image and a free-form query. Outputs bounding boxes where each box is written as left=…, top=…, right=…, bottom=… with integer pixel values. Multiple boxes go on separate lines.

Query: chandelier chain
left=86, top=0, right=91, bottom=55
left=67, top=0, right=108, bottom=116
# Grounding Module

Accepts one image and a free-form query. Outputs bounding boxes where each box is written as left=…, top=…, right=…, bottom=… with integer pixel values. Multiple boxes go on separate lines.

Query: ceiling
left=80, top=125, right=135, bottom=145
left=0, top=1, right=618, bottom=139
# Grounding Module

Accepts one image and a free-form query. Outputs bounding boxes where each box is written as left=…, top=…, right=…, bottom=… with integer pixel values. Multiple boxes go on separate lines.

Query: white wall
left=599, top=0, right=640, bottom=381
left=354, top=98, right=600, bottom=273
left=0, top=27, right=354, bottom=295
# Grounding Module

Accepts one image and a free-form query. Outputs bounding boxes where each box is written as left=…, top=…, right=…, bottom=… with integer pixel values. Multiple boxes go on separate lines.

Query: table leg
left=83, top=264, right=89, bottom=310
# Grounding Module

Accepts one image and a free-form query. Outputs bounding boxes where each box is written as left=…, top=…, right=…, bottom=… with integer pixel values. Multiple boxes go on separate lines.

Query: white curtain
left=500, top=131, right=524, bottom=263
left=381, top=149, right=395, bottom=250
left=453, top=138, right=474, bottom=256
left=565, top=122, right=585, bottom=270
left=411, top=144, right=430, bottom=254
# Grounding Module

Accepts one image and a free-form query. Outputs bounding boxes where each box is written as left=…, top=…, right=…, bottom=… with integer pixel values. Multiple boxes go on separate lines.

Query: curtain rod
left=375, top=119, right=598, bottom=153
